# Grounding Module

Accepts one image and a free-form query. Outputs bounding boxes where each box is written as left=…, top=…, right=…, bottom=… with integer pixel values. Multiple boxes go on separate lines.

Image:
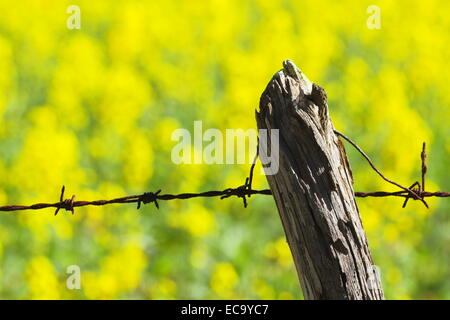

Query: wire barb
left=400, top=142, right=430, bottom=208
left=421, top=142, right=427, bottom=192
left=221, top=178, right=250, bottom=208
left=54, top=185, right=75, bottom=215
left=247, top=137, right=259, bottom=198
left=137, top=190, right=161, bottom=210
left=220, top=142, right=260, bottom=208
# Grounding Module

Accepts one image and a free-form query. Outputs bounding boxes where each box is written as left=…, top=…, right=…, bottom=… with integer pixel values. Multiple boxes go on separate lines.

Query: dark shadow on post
left=255, top=60, right=384, bottom=300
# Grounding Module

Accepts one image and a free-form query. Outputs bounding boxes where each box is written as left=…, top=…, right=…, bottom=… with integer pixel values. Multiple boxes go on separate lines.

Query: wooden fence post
left=255, top=60, right=384, bottom=300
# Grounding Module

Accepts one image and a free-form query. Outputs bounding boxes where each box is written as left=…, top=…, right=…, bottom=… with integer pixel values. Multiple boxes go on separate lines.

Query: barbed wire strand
left=333, top=130, right=428, bottom=208
left=0, top=132, right=449, bottom=215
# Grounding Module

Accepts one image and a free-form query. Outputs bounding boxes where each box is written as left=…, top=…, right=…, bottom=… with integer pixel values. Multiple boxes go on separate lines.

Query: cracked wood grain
left=256, top=60, right=384, bottom=300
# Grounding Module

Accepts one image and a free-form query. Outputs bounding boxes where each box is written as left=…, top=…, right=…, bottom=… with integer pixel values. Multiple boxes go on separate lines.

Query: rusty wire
left=0, top=132, right=449, bottom=215
left=334, top=130, right=429, bottom=208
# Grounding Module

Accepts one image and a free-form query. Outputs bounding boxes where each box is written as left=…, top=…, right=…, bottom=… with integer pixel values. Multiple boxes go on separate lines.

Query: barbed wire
left=0, top=132, right=449, bottom=215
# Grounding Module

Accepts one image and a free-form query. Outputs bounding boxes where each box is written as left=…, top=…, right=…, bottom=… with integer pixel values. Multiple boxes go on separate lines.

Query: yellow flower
left=26, top=256, right=61, bottom=299
left=167, top=203, right=216, bottom=237
left=252, top=279, right=275, bottom=300
left=210, top=262, right=239, bottom=299
left=84, top=244, right=147, bottom=299
left=150, top=278, right=177, bottom=299
left=264, top=237, right=293, bottom=268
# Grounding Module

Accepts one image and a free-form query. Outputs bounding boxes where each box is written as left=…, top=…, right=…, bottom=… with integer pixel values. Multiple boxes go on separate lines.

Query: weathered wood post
left=256, top=60, right=384, bottom=300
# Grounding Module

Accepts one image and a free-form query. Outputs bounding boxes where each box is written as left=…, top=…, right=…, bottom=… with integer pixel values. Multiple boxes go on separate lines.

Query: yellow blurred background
left=0, top=0, right=449, bottom=299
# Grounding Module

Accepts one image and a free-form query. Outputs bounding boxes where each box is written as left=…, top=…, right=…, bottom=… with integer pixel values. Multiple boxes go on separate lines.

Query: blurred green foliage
left=0, top=0, right=449, bottom=299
